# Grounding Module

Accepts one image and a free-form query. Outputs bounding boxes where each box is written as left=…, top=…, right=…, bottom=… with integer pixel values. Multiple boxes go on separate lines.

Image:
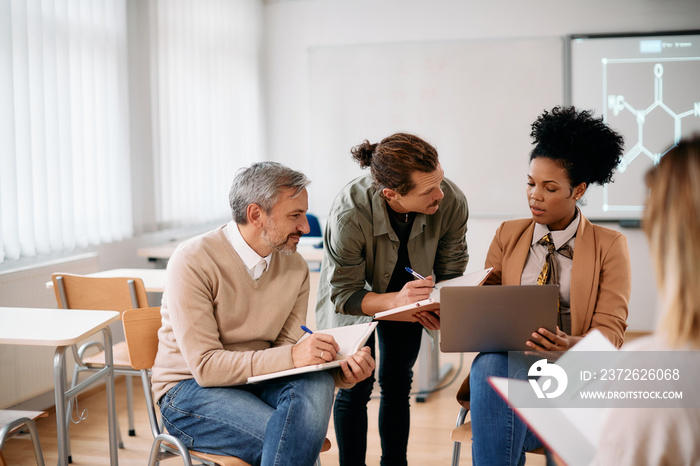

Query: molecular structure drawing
left=601, top=58, right=700, bottom=212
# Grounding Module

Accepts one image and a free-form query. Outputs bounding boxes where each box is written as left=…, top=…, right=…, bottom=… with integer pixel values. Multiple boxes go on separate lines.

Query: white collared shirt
left=224, top=221, right=272, bottom=280
left=521, top=208, right=580, bottom=309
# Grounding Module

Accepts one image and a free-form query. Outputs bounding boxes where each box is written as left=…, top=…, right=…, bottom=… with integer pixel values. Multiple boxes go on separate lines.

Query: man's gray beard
left=277, top=243, right=296, bottom=255
left=262, top=230, right=297, bottom=255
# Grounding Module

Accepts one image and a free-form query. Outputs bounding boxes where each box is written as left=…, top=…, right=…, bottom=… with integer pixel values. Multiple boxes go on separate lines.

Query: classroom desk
left=45, top=268, right=167, bottom=293
left=136, top=240, right=179, bottom=267
left=0, top=307, right=121, bottom=466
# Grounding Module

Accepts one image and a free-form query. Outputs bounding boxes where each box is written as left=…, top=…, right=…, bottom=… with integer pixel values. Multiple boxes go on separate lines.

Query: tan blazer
left=484, top=215, right=631, bottom=347
left=456, top=215, right=631, bottom=406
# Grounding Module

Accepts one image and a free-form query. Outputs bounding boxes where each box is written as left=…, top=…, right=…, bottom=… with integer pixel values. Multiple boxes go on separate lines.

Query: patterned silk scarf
left=536, top=233, right=574, bottom=286
left=536, top=232, right=575, bottom=334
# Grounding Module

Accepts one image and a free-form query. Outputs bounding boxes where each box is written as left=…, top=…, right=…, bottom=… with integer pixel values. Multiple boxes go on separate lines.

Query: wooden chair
left=122, top=307, right=331, bottom=466
left=51, top=272, right=150, bottom=457
left=451, top=406, right=545, bottom=465
left=306, top=213, right=322, bottom=237
left=0, top=410, right=48, bottom=466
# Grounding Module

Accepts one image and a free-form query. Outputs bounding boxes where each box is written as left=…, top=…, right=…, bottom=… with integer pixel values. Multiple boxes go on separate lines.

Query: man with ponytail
left=316, top=132, right=469, bottom=466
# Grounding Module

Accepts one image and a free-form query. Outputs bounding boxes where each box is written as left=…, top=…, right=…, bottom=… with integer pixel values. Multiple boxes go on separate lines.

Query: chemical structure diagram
left=601, top=58, right=700, bottom=212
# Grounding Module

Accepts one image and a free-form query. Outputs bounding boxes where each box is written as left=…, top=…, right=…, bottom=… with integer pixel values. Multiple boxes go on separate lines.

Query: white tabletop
left=138, top=237, right=325, bottom=263
left=0, top=307, right=120, bottom=346
left=297, top=242, right=324, bottom=262
left=137, top=241, right=180, bottom=260
left=46, top=268, right=167, bottom=293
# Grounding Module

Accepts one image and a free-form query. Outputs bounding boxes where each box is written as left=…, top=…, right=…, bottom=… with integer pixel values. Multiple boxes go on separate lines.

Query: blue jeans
left=333, top=320, right=424, bottom=466
left=469, top=353, right=542, bottom=466
left=158, top=371, right=335, bottom=466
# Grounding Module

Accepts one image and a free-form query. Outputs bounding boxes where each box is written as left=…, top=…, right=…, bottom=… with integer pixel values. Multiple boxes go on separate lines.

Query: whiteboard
left=308, top=37, right=563, bottom=218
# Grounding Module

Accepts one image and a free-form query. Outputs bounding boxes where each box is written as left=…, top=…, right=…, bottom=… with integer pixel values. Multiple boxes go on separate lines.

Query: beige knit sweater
left=152, top=225, right=315, bottom=401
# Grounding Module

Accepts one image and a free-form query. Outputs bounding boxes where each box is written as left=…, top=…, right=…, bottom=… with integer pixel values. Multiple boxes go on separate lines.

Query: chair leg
left=24, top=417, right=45, bottom=466
left=0, top=417, right=45, bottom=466
left=126, top=375, right=136, bottom=436
left=67, top=365, right=125, bottom=453
left=116, top=417, right=124, bottom=449
left=66, top=364, right=83, bottom=463
left=451, top=441, right=462, bottom=466
left=149, top=434, right=194, bottom=466
left=451, top=406, right=470, bottom=466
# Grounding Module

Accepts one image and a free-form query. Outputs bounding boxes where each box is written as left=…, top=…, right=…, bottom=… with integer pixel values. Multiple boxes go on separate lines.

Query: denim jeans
left=469, top=352, right=542, bottom=466
left=333, top=320, right=424, bottom=466
left=158, top=371, right=335, bottom=466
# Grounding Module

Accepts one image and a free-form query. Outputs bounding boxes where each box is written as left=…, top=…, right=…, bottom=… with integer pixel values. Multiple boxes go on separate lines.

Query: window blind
left=0, top=0, right=264, bottom=263
left=0, top=0, right=132, bottom=262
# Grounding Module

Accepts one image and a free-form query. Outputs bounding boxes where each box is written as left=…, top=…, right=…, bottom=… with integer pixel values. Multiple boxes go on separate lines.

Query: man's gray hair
left=229, top=162, right=310, bottom=224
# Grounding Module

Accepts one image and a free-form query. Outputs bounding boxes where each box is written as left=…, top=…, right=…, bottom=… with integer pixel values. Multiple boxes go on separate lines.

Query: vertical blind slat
left=151, top=0, right=263, bottom=227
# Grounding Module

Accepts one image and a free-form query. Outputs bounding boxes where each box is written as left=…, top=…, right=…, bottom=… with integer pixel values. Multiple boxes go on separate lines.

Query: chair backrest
left=52, top=273, right=149, bottom=315
left=306, top=213, right=322, bottom=237
left=122, top=307, right=162, bottom=370
left=122, top=306, right=164, bottom=445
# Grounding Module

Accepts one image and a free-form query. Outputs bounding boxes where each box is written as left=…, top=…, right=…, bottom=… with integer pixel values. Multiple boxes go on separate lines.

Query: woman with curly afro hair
left=456, top=106, right=632, bottom=465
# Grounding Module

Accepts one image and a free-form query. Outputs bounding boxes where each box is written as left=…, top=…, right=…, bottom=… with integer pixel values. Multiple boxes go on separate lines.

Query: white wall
left=262, top=0, right=700, bottom=332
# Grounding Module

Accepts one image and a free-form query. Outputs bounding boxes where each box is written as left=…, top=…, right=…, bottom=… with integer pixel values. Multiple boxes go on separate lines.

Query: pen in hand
left=405, top=267, right=436, bottom=288
left=301, top=325, right=344, bottom=358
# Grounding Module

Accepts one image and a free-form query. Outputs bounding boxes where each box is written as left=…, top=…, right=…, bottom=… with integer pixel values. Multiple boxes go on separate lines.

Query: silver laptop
left=440, top=285, right=559, bottom=353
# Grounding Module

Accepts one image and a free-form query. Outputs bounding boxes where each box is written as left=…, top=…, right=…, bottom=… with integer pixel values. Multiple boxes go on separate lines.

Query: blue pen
left=405, top=267, right=436, bottom=288
left=301, top=325, right=342, bottom=357
left=404, top=267, right=427, bottom=281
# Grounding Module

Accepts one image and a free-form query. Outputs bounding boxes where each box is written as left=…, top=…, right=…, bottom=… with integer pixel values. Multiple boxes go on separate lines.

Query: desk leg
left=102, top=327, right=119, bottom=466
left=53, top=347, right=68, bottom=466
left=415, top=330, right=452, bottom=403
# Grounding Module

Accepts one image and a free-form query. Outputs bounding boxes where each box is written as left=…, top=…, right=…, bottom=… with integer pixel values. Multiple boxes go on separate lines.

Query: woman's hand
left=414, top=310, right=440, bottom=330
left=338, top=346, right=375, bottom=384
left=526, top=326, right=570, bottom=352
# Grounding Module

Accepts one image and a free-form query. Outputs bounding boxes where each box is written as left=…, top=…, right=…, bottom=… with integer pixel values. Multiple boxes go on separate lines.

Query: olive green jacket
left=315, top=175, right=469, bottom=329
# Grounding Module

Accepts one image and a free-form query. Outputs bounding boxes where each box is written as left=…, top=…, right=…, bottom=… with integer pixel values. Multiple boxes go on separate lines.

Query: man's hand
left=394, top=276, right=435, bottom=307
left=291, top=333, right=340, bottom=368
left=338, top=346, right=375, bottom=385
left=414, top=310, right=440, bottom=330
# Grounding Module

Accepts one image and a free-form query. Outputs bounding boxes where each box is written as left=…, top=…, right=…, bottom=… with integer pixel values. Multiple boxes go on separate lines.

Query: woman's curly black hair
left=530, top=106, right=624, bottom=187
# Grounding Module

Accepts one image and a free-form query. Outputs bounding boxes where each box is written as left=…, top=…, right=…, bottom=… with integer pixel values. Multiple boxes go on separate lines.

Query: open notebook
left=247, top=322, right=377, bottom=383
left=373, top=267, right=492, bottom=322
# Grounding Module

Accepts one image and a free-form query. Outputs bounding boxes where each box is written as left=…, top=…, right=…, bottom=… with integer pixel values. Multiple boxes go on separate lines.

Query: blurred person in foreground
left=592, top=135, right=700, bottom=464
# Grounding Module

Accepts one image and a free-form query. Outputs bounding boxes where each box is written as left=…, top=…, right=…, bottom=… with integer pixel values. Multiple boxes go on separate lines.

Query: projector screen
left=568, top=30, right=700, bottom=222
